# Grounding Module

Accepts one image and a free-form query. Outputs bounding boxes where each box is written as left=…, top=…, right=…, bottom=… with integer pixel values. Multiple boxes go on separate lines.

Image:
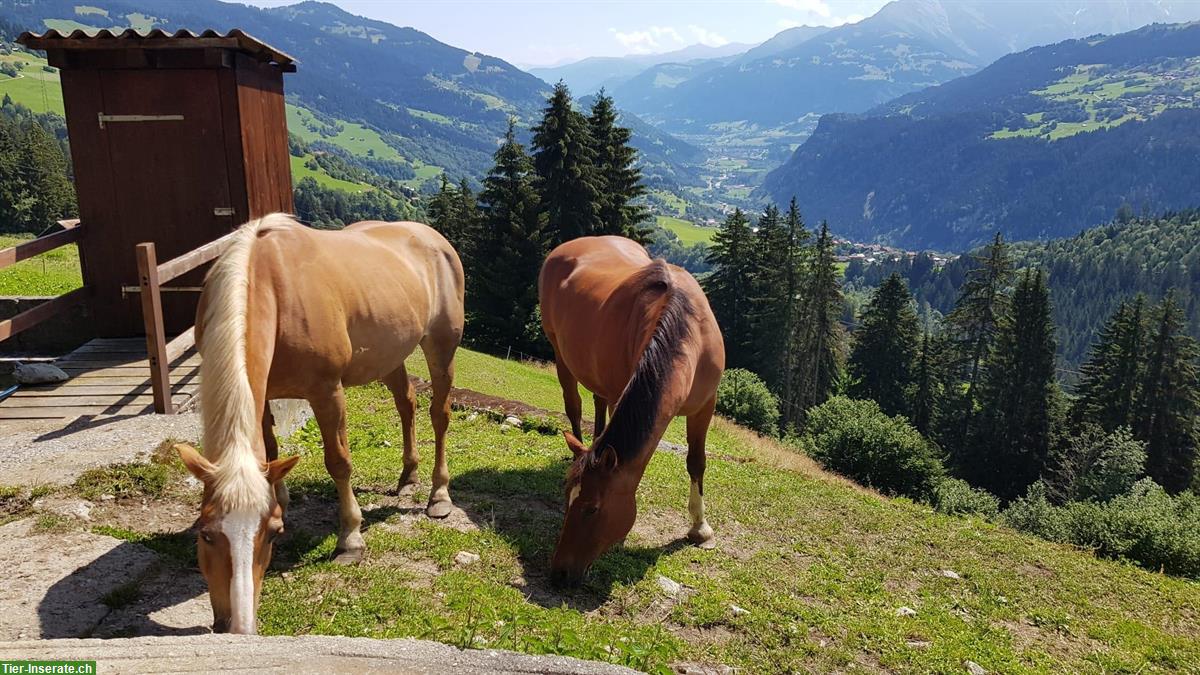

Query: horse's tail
left=198, top=212, right=295, bottom=513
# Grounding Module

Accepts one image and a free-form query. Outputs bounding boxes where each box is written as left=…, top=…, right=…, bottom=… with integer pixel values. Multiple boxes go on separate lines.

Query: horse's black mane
left=583, top=260, right=693, bottom=468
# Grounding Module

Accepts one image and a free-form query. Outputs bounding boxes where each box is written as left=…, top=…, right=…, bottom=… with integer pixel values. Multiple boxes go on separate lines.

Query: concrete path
left=0, top=634, right=639, bottom=674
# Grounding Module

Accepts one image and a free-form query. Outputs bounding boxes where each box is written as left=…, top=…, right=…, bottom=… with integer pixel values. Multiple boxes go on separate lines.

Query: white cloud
left=687, top=25, right=730, bottom=47
left=774, top=0, right=867, bottom=27
left=610, top=25, right=686, bottom=54
left=773, top=0, right=833, bottom=18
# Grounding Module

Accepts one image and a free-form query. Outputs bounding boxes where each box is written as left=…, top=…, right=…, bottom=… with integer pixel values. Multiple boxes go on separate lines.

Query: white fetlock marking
left=222, top=509, right=262, bottom=635
left=335, top=478, right=363, bottom=548
left=688, top=481, right=705, bottom=528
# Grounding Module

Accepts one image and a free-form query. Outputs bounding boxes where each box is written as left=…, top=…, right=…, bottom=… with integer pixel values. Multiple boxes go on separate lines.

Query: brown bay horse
left=174, top=213, right=464, bottom=634
left=539, top=236, right=725, bottom=586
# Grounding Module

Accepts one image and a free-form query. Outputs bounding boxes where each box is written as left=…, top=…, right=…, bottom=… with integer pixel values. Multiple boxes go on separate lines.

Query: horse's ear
left=266, top=455, right=301, bottom=484
left=563, top=431, right=587, bottom=459
left=598, top=445, right=620, bottom=472
left=175, top=443, right=215, bottom=482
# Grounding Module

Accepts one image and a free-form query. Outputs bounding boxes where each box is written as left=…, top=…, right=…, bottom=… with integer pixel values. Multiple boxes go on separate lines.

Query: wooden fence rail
left=0, top=220, right=87, bottom=343
left=134, top=228, right=240, bottom=413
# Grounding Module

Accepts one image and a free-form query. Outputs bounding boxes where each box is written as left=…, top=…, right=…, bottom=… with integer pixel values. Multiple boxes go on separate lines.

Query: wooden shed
left=17, top=28, right=296, bottom=337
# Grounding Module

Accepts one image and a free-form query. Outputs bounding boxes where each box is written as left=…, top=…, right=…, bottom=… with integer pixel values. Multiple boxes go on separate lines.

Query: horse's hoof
left=688, top=523, right=716, bottom=549
left=333, top=548, right=365, bottom=565
left=397, top=479, right=420, bottom=496
left=426, top=499, right=453, bottom=519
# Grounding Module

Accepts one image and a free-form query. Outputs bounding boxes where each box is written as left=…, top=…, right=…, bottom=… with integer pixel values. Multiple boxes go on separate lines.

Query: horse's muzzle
left=549, top=564, right=590, bottom=588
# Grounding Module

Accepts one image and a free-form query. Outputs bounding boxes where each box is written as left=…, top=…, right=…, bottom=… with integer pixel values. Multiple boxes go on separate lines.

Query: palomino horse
left=174, top=213, right=464, bottom=634
left=539, top=236, right=724, bottom=586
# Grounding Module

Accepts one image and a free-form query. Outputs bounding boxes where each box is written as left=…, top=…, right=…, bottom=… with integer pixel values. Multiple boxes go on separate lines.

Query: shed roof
left=17, top=28, right=296, bottom=70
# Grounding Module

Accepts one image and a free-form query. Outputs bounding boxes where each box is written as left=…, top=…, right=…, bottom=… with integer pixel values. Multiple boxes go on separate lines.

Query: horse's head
left=550, top=432, right=639, bottom=586
left=175, top=443, right=298, bottom=635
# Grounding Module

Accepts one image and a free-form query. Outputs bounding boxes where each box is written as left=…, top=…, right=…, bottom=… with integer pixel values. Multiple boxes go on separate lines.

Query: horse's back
left=244, top=219, right=463, bottom=394
left=540, top=236, right=723, bottom=409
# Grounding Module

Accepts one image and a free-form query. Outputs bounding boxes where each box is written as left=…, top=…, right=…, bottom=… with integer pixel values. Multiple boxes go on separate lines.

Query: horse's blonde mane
left=199, top=213, right=296, bottom=513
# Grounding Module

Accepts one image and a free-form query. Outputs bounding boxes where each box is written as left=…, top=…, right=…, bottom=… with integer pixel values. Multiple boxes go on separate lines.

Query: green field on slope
left=51, top=346, right=1200, bottom=674
left=657, top=215, right=715, bottom=246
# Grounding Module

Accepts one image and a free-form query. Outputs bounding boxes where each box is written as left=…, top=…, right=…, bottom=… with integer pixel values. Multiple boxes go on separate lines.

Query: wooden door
left=96, top=68, right=236, bottom=335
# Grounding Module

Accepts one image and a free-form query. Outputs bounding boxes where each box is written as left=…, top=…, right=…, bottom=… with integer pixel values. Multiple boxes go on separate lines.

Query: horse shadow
left=37, top=532, right=209, bottom=638
left=450, top=462, right=683, bottom=612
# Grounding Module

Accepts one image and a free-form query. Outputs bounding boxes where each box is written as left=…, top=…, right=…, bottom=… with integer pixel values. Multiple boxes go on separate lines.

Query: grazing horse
left=174, top=213, right=464, bottom=634
left=539, top=236, right=724, bottom=586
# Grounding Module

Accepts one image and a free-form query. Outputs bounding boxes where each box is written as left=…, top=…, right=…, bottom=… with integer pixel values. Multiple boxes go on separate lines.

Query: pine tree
left=942, top=232, right=1013, bottom=458
left=747, top=204, right=788, bottom=379
left=775, top=198, right=812, bottom=417
left=1072, top=296, right=1146, bottom=431
left=531, top=82, right=601, bottom=244
left=1134, top=292, right=1200, bottom=493
left=972, top=269, right=1058, bottom=500
left=469, top=120, right=547, bottom=355
left=427, top=174, right=460, bottom=241
left=588, top=91, right=650, bottom=242
left=910, top=329, right=936, bottom=434
left=703, top=209, right=757, bottom=370
left=848, top=273, right=919, bottom=417
left=455, top=177, right=480, bottom=266
left=787, top=221, right=846, bottom=426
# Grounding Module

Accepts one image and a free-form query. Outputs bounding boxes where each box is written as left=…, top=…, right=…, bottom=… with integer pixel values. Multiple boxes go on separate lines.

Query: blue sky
left=243, top=0, right=889, bottom=66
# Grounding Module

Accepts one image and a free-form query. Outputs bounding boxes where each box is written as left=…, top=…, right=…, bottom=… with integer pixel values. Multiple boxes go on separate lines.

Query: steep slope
left=624, top=0, right=1200, bottom=131
left=761, top=22, right=1200, bottom=250
left=3, top=0, right=549, bottom=181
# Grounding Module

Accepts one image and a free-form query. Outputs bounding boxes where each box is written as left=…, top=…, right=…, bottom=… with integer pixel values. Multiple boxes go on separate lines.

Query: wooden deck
left=0, top=338, right=199, bottom=420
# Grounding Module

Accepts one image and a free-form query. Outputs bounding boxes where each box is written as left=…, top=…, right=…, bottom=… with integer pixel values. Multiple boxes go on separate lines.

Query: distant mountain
left=528, top=41, right=755, bottom=95
left=578, top=95, right=705, bottom=188
left=4, top=0, right=550, bottom=180
left=4, top=0, right=708, bottom=193
left=621, top=0, right=1200, bottom=131
left=760, top=22, right=1200, bottom=250
left=734, top=25, right=829, bottom=64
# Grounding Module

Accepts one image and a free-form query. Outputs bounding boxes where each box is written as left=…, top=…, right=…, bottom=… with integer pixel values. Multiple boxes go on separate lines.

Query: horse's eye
left=582, top=505, right=600, bottom=518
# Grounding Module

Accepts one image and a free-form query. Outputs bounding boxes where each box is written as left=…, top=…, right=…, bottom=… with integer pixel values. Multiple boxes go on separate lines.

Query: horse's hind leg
left=383, top=364, right=420, bottom=494
left=262, top=403, right=289, bottom=512
left=421, top=334, right=457, bottom=519
left=554, top=352, right=584, bottom=440
left=685, top=396, right=717, bottom=549
left=309, top=385, right=364, bottom=563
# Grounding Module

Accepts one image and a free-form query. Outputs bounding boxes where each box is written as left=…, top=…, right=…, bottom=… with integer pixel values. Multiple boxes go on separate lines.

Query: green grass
left=61, top=347, right=1200, bottom=671
left=989, top=59, right=1200, bottom=142
left=286, top=104, right=404, bottom=163
left=0, top=234, right=84, bottom=296
left=657, top=215, right=714, bottom=246
left=290, top=154, right=374, bottom=193
left=407, top=108, right=453, bottom=125
left=0, top=52, right=65, bottom=116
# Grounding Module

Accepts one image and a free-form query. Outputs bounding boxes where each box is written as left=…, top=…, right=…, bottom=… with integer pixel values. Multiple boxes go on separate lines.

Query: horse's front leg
left=686, top=396, right=717, bottom=549
left=310, top=385, right=364, bottom=563
left=384, top=365, right=420, bottom=494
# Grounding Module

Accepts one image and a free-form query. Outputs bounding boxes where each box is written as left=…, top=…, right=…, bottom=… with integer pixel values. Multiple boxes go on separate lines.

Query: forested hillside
left=845, top=210, right=1200, bottom=376
left=762, top=22, right=1200, bottom=249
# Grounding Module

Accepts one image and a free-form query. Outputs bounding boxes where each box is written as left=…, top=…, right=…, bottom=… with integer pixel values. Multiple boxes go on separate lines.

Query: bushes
left=716, top=368, right=779, bottom=436
left=803, top=396, right=944, bottom=499
left=1002, top=479, right=1200, bottom=578
left=932, top=478, right=1000, bottom=519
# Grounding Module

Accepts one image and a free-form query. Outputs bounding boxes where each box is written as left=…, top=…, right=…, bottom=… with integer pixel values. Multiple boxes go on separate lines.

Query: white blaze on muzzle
left=222, top=509, right=263, bottom=635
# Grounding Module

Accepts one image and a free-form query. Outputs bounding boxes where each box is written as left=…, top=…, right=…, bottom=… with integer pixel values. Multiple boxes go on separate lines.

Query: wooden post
left=136, top=242, right=173, bottom=414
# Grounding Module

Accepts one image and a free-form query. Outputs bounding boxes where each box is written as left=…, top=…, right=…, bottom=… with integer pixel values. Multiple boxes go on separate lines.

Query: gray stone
left=0, top=635, right=638, bottom=674
left=941, top=569, right=961, bottom=579
left=503, top=415, right=523, bottom=428
left=656, top=574, right=682, bottom=598
left=454, top=551, right=480, bottom=566
left=729, top=604, right=749, bottom=617
left=895, top=606, right=918, bottom=617
left=45, top=499, right=93, bottom=522
left=965, top=660, right=988, bottom=675
left=13, top=362, right=68, bottom=385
